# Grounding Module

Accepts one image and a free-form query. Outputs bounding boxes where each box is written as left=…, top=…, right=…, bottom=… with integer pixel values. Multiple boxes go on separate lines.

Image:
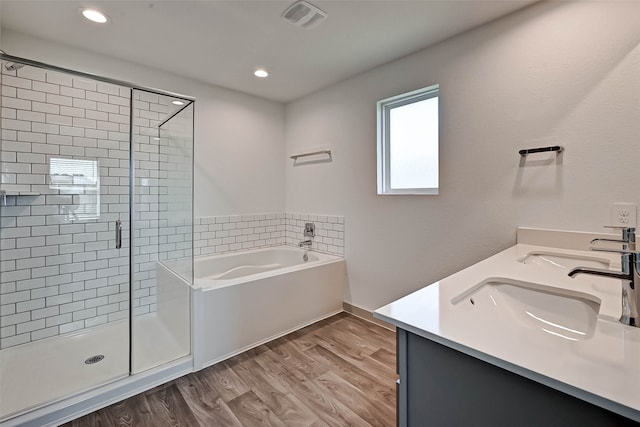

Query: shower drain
left=84, top=355, right=105, bottom=365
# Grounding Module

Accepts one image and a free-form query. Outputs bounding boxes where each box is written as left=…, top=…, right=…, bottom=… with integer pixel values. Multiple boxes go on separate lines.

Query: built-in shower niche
left=0, top=58, right=193, bottom=421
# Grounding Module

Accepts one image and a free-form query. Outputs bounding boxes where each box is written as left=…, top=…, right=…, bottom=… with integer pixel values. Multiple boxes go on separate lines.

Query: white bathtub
left=191, top=245, right=347, bottom=369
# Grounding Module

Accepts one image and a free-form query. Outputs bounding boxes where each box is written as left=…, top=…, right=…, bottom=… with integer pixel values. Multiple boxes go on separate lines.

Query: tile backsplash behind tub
left=194, top=212, right=344, bottom=257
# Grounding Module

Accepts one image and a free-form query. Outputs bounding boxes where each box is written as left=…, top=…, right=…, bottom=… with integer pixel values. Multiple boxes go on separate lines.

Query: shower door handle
left=115, top=220, right=122, bottom=249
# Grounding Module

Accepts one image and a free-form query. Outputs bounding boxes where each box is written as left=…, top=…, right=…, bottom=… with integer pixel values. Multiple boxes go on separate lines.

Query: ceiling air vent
left=282, top=1, right=327, bottom=29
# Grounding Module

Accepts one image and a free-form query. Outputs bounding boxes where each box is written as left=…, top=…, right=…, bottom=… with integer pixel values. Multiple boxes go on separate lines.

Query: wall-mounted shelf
left=0, top=190, right=41, bottom=196
left=1, top=190, right=41, bottom=205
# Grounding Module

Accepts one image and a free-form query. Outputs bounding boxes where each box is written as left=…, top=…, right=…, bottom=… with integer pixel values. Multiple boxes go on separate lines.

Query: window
left=49, top=157, right=100, bottom=220
left=377, top=84, right=439, bottom=195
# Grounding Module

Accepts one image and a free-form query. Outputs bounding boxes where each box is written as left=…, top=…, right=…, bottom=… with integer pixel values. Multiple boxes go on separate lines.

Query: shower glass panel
left=131, top=91, right=192, bottom=374
left=0, top=61, right=131, bottom=419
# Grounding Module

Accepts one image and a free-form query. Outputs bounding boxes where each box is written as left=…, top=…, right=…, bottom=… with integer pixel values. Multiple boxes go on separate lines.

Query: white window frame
left=376, top=84, right=439, bottom=195
left=49, top=157, right=101, bottom=220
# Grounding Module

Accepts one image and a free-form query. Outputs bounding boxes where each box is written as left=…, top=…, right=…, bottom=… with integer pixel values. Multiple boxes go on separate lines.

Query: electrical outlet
left=610, top=203, right=637, bottom=226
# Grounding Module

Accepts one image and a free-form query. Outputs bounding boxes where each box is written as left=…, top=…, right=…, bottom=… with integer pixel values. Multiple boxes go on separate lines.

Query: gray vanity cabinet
left=396, top=329, right=639, bottom=427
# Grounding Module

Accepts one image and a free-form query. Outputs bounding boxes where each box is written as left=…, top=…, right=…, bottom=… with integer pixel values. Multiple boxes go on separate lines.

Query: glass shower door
left=0, top=61, right=131, bottom=419
left=131, top=90, right=192, bottom=373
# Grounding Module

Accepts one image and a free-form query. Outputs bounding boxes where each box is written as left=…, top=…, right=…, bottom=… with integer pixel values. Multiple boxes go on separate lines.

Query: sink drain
left=84, top=355, right=105, bottom=364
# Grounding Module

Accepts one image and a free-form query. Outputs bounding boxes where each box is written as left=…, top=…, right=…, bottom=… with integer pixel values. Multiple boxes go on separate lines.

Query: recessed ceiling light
left=172, top=100, right=184, bottom=106
left=254, top=69, right=269, bottom=78
left=81, top=9, right=109, bottom=24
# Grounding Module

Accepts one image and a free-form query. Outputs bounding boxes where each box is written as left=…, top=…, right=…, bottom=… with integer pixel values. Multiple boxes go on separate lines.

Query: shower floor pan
left=0, top=320, right=128, bottom=420
left=0, top=312, right=186, bottom=421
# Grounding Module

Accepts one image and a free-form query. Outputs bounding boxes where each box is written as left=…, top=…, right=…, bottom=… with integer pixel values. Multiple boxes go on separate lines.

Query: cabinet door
left=397, top=328, right=407, bottom=427
left=399, top=330, right=638, bottom=427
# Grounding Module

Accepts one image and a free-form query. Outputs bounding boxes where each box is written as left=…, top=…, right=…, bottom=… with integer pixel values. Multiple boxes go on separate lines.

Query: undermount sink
left=518, top=251, right=611, bottom=271
left=452, top=279, right=600, bottom=341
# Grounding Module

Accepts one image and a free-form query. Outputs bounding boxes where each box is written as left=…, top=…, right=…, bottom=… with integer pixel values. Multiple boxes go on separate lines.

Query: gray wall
left=285, top=1, right=640, bottom=311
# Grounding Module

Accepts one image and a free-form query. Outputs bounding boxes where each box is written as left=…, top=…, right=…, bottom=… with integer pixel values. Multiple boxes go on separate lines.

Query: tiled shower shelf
left=0, top=190, right=41, bottom=196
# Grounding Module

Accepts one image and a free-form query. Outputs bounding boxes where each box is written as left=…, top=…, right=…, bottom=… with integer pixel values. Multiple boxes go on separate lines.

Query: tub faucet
left=568, top=227, right=640, bottom=327
left=299, top=239, right=312, bottom=248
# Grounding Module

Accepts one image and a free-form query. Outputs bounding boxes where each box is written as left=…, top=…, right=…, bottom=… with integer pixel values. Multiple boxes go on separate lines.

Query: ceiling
left=0, top=0, right=536, bottom=103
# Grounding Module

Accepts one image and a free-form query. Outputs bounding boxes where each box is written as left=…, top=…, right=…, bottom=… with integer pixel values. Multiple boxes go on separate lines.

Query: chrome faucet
left=299, top=239, right=312, bottom=248
left=299, top=223, right=315, bottom=248
left=568, top=227, right=640, bottom=327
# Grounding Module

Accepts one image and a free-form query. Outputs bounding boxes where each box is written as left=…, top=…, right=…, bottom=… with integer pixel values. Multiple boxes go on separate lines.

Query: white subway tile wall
left=132, top=91, right=162, bottom=317
left=132, top=94, right=193, bottom=315
left=194, top=212, right=344, bottom=257
left=285, top=213, right=344, bottom=256
left=194, top=213, right=286, bottom=256
left=1, top=65, right=131, bottom=349
left=157, top=103, right=193, bottom=272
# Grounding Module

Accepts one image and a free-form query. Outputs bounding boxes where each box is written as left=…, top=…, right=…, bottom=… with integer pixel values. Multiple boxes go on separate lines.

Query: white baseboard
left=343, top=302, right=395, bottom=331
left=198, top=308, right=343, bottom=370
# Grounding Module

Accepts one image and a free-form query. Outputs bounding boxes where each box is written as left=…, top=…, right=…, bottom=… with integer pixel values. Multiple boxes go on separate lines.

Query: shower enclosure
left=0, top=53, right=193, bottom=421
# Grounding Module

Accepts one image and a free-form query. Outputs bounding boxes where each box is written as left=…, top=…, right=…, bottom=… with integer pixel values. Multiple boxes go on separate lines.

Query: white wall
left=0, top=1, right=3, bottom=50
left=1, top=30, right=286, bottom=217
left=285, top=1, right=640, bottom=311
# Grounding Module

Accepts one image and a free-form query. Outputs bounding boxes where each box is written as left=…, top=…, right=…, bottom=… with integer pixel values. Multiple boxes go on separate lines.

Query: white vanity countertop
left=374, top=243, right=640, bottom=422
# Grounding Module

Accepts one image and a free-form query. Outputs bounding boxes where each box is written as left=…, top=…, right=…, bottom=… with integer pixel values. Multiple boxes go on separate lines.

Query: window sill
left=377, top=189, right=439, bottom=195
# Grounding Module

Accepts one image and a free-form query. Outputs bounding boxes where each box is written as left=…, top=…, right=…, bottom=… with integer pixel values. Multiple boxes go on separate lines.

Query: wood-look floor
left=63, top=312, right=397, bottom=427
